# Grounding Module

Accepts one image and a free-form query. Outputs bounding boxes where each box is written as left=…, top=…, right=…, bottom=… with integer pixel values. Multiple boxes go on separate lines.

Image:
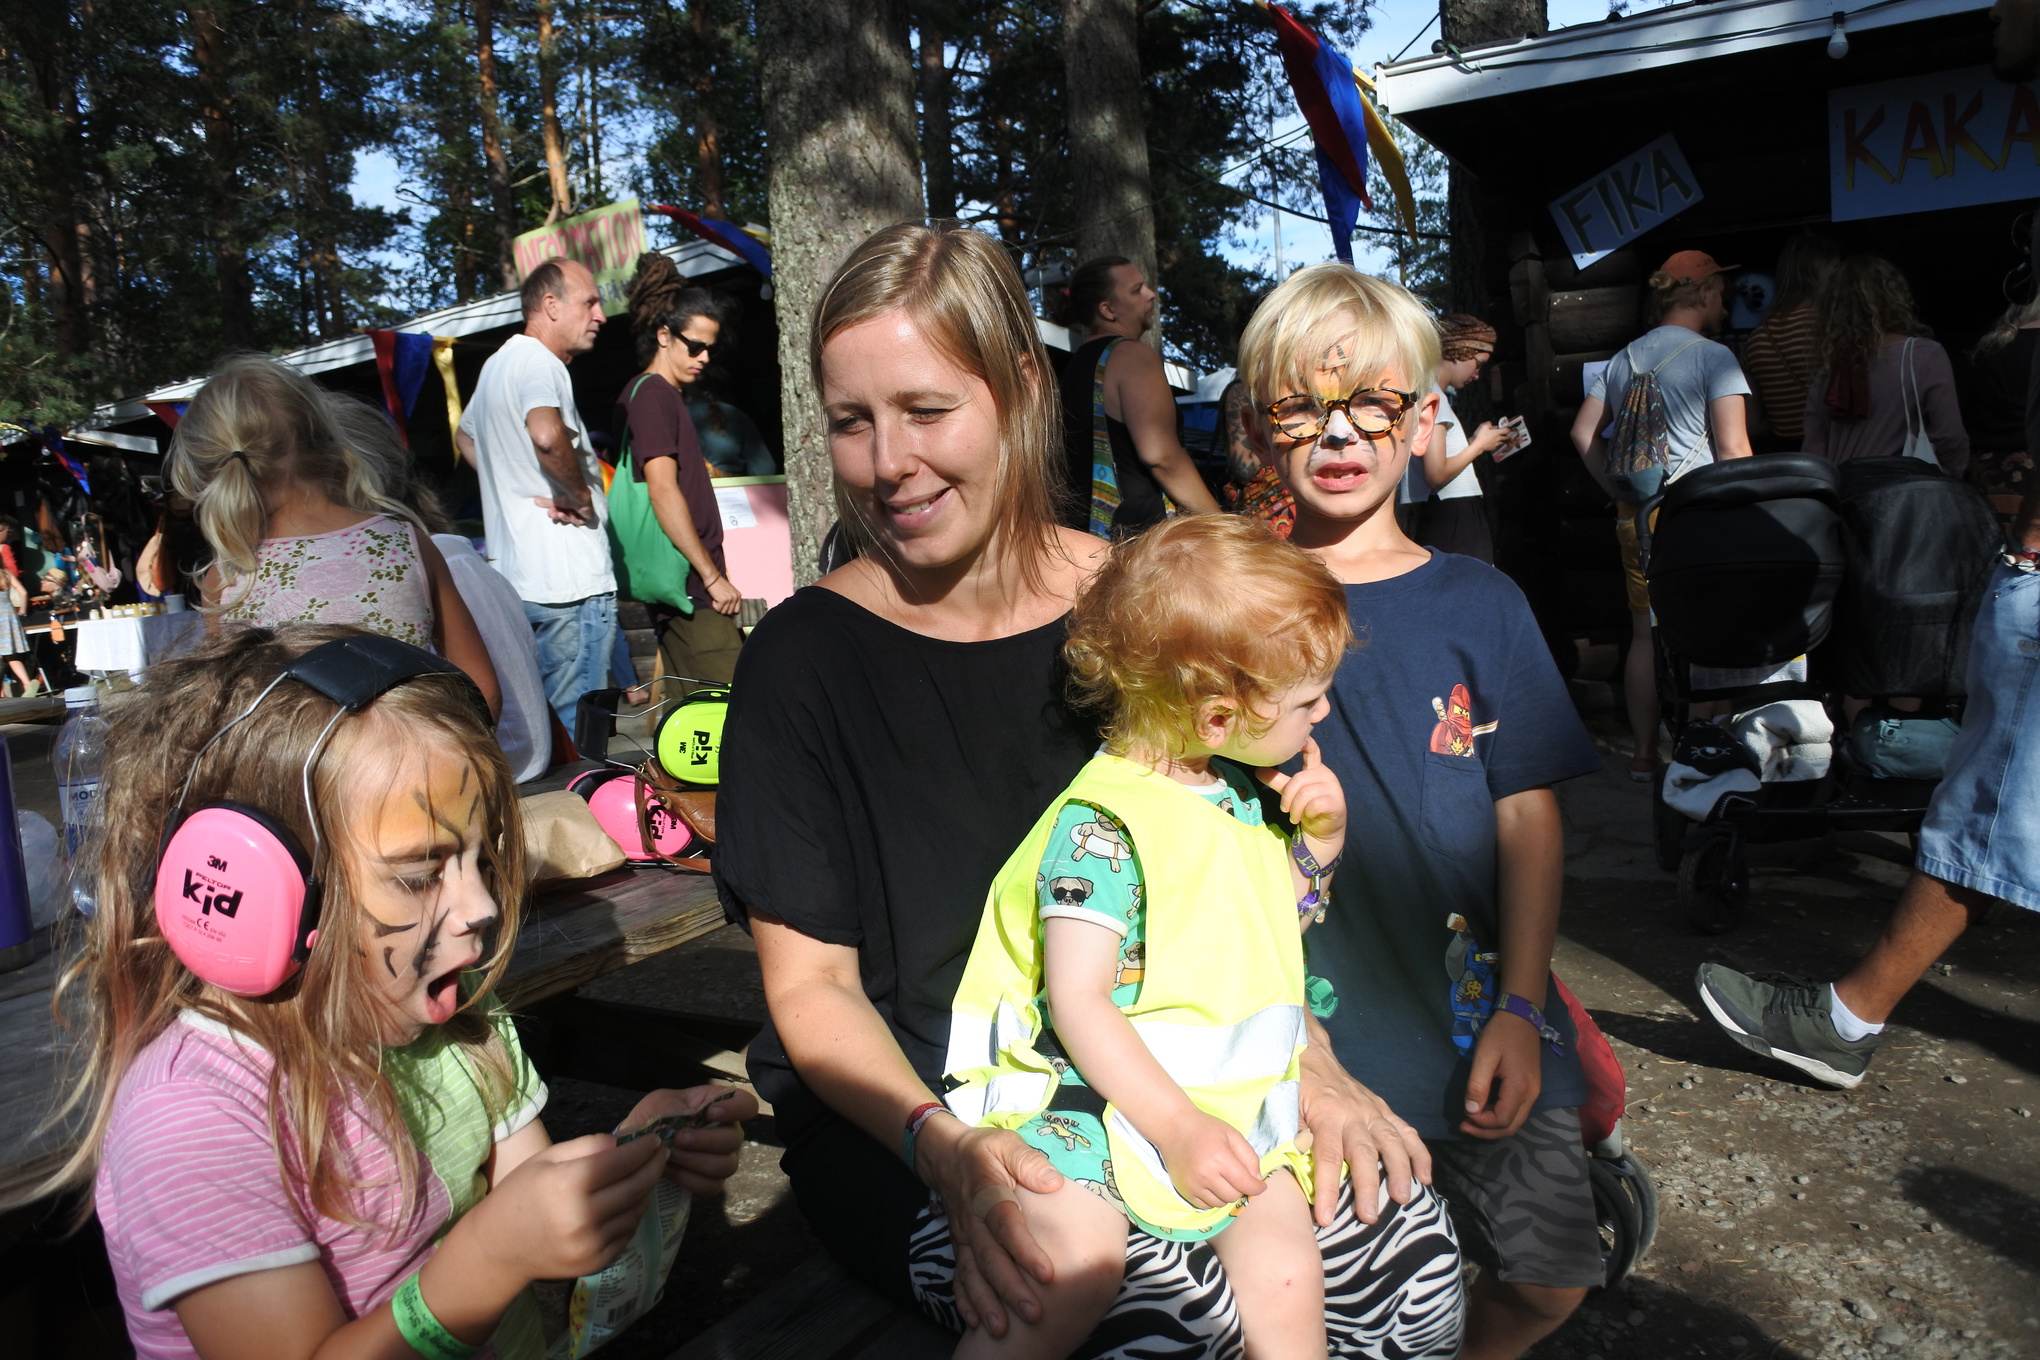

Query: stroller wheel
left=1679, top=828, right=1748, bottom=935
left=1589, top=1146, right=1659, bottom=1288
left=1651, top=766, right=1684, bottom=873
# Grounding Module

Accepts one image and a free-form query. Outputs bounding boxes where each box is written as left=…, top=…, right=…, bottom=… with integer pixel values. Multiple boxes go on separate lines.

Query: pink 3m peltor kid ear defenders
left=153, top=633, right=490, bottom=998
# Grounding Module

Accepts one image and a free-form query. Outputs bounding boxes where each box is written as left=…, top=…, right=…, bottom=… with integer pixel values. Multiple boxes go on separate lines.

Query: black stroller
left=1636, top=454, right=2000, bottom=934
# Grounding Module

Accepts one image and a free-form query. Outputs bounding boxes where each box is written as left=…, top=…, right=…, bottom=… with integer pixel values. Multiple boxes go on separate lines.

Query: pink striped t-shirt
left=95, top=1009, right=546, bottom=1359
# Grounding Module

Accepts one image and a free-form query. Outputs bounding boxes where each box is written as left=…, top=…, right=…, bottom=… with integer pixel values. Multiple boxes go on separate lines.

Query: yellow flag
left=1354, top=70, right=1418, bottom=238
left=433, top=337, right=463, bottom=446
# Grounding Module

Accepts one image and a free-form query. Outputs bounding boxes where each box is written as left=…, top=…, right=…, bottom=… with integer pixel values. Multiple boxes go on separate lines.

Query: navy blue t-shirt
left=1305, top=551, right=1602, bottom=1140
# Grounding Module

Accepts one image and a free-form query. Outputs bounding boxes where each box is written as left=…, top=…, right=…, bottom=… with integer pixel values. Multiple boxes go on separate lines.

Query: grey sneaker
left=1694, top=963, right=1880, bottom=1089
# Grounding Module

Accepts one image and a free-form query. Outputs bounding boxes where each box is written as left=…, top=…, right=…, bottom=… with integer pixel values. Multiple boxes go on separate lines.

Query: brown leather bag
left=635, top=757, right=715, bottom=872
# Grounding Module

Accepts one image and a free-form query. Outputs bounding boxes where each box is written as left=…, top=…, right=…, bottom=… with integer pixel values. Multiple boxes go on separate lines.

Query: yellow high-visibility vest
left=944, top=753, right=1316, bottom=1236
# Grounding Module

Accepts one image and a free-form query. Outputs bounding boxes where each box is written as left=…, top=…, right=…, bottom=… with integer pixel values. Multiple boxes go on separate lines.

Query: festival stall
left=1375, top=0, right=2010, bottom=658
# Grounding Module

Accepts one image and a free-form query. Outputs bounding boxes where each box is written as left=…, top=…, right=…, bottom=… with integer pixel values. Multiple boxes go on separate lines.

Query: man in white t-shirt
left=456, top=256, right=616, bottom=731
left=1569, top=250, right=1754, bottom=780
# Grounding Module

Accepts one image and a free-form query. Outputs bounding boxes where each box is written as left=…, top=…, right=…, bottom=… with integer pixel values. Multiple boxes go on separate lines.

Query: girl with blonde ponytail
left=170, top=355, right=501, bottom=717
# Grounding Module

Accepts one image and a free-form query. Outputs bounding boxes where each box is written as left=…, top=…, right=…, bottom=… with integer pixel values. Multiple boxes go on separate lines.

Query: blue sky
left=349, top=0, right=1630, bottom=309
left=1261, top=0, right=1631, bottom=278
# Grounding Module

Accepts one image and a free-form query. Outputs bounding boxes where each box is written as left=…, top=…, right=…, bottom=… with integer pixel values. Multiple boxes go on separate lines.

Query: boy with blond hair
left=1239, top=265, right=1604, bottom=1360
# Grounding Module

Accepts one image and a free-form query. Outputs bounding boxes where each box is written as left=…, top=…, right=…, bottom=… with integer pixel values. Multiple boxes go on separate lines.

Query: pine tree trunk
left=917, top=11, right=954, bottom=221
left=758, top=0, right=923, bottom=586
left=537, top=0, right=573, bottom=222
left=191, top=7, right=257, bottom=350
left=1063, top=0, right=1156, bottom=286
left=28, top=27, right=92, bottom=361
left=689, top=0, right=724, bottom=218
left=297, top=0, right=345, bottom=338
left=1441, top=0, right=1543, bottom=319
left=475, top=0, right=519, bottom=290
left=1440, top=0, right=1545, bottom=48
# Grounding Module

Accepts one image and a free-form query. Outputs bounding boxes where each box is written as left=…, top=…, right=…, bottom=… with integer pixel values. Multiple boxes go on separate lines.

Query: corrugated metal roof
left=1377, top=0, right=1984, bottom=115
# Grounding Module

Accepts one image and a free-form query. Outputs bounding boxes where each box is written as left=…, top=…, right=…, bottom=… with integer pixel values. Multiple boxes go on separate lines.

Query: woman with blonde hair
left=19, top=624, right=750, bottom=1357
left=170, top=354, right=499, bottom=716
left=712, top=223, right=1460, bottom=1357
left=1803, top=254, right=1970, bottom=475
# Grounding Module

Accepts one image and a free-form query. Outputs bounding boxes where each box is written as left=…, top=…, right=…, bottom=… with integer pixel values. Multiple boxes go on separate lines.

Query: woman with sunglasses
left=618, top=253, right=744, bottom=705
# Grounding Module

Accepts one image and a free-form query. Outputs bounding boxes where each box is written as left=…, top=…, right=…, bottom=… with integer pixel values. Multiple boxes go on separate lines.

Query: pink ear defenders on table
left=564, top=768, right=706, bottom=863
left=154, top=634, right=490, bottom=998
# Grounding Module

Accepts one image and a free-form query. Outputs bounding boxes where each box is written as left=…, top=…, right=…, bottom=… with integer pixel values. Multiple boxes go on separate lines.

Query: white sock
left=1828, top=985, right=1884, bottom=1042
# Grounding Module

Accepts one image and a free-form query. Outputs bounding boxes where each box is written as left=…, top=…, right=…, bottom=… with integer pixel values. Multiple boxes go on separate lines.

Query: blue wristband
left=1498, top=993, right=1566, bottom=1055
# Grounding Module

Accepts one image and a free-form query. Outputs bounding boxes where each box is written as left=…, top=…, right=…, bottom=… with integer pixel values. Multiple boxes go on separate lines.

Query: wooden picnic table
left=0, top=837, right=723, bottom=1206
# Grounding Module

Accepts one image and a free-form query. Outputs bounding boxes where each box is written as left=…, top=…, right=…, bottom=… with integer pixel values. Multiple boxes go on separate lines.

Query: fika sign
left=1830, top=67, right=2040, bottom=221
left=1548, top=134, right=1703, bottom=270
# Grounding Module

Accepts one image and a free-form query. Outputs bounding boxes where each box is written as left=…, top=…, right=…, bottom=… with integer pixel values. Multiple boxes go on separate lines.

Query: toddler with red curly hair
left=944, top=513, right=1358, bottom=1360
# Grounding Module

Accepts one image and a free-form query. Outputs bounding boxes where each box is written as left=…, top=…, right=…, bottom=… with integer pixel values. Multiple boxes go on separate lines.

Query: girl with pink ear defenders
left=29, top=623, right=756, bottom=1360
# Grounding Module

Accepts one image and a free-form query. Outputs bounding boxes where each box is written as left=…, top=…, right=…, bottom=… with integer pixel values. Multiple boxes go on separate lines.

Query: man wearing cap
left=1570, top=250, right=1754, bottom=780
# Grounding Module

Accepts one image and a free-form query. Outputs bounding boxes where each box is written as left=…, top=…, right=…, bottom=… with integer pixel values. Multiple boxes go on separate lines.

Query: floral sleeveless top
left=225, top=515, right=434, bottom=647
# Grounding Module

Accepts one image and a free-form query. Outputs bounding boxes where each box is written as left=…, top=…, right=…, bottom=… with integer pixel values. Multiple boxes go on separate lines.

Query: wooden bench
left=667, top=1253, right=954, bottom=1360
left=0, top=860, right=727, bottom=1204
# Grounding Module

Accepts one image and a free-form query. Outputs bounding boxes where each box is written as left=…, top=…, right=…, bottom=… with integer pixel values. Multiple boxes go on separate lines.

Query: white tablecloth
left=70, top=612, right=204, bottom=674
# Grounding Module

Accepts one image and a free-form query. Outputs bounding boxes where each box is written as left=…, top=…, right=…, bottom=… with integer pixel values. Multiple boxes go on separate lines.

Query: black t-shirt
left=615, top=373, right=725, bottom=608
left=1302, top=552, right=1604, bottom=1139
left=713, top=587, right=1098, bottom=1133
left=1965, top=327, right=2038, bottom=452
left=1059, top=337, right=1167, bottom=534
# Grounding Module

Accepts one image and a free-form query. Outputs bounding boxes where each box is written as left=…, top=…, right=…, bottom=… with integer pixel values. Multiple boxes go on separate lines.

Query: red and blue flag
left=649, top=205, right=773, bottom=276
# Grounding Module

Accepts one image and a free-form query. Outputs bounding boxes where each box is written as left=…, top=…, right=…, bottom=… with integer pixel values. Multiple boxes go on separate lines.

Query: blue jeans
left=1916, top=564, right=2040, bottom=911
left=524, top=593, right=619, bottom=732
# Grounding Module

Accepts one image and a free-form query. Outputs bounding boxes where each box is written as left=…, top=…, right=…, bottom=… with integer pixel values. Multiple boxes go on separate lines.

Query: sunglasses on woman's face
left=676, top=335, right=718, bottom=359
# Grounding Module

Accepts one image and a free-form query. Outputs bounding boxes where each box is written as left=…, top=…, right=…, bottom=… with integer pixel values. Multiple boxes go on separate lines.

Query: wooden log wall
left=1506, top=232, right=1648, bottom=411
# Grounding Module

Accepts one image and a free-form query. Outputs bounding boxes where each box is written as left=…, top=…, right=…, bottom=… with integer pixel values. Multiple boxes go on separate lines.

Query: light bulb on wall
left=1827, top=12, right=1849, bottom=59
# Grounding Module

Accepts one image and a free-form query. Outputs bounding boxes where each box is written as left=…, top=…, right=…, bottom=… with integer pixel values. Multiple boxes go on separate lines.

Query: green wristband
left=392, top=1272, right=481, bottom=1360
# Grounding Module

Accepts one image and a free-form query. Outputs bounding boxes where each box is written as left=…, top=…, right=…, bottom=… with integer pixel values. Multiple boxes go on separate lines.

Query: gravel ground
left=523, top=715, right=2040, bottom=1360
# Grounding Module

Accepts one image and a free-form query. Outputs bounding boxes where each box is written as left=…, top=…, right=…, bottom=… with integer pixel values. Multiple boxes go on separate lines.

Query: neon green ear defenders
left=654, top=684, right=732, bottom=786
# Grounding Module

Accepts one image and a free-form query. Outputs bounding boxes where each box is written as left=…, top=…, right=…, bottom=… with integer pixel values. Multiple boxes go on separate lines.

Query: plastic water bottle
left=52, top=685, right=106, bottom=917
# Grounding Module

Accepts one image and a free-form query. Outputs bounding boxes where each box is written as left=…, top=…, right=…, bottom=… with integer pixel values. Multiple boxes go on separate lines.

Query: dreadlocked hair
left=625, top=251, right=730, bottom=365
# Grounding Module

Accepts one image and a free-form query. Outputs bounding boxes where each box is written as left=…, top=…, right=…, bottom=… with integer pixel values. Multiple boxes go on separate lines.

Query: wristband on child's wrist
left=1497, top=993, right=1567, bottom=1055
left=1289, top=834, right=1341, bottom=881
left=1290, top=834, right=1339, bottom=924
left=392, top=1272, right=480, bottom=1360
left=902, top=1101, right=948, bottom=1172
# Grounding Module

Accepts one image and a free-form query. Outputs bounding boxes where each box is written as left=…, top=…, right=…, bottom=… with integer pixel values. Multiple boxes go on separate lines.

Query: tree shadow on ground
left=1897, top=1164, right=2040, bottom=1275
left=1561, top=880, right=2040, bottom=1081
left=1532, top=1270, right=1817, bottom=1359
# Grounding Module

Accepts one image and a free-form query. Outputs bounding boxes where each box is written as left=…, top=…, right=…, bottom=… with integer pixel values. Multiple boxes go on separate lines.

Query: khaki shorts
left=1614, top=505, right=1651, bottom=615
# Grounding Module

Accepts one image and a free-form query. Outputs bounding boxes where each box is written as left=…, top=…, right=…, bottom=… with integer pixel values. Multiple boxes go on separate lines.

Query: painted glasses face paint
left=1265, top=386, right=1417, bottom=443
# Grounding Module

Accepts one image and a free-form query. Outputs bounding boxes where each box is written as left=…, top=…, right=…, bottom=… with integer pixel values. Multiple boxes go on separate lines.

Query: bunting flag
left=146, top=401, right=188, bottom=429
left=1262, top=3, right=1417, bottom=260
left=1355, top=72, right=1418, bottom=239
left=369, top=330, right=436, bottom=444
left=433, top=336, right=464, bottom=445
left=39, top=427, right=90, bottom=493
left=647, top=205, right=773, bottom=276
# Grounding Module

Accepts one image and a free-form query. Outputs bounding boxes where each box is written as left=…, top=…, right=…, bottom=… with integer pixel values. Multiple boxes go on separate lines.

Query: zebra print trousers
left=905, top=1177, right=1466, bottom=1359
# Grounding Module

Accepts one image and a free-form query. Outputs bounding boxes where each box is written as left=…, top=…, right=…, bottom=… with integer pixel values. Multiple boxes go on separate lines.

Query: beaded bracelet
left=392, top=1272, right=480, bottom=1360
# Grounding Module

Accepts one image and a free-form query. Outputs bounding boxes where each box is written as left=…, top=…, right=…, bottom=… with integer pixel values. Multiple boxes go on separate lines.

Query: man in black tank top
left=1055, top=258, right=1221, bottom=535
